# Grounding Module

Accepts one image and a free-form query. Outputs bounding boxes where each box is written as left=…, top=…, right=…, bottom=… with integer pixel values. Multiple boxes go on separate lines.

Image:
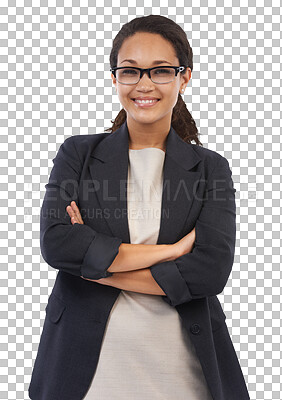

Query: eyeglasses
left=110, top=65, right=189, bottom=85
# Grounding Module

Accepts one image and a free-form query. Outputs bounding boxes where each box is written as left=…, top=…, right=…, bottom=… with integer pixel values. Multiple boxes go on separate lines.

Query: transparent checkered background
left=1, top=1, right=281, bottom=399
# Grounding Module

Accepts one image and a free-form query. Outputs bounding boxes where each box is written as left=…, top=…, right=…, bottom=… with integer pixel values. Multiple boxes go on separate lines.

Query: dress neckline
left=129, top=147, right=165, bottom=153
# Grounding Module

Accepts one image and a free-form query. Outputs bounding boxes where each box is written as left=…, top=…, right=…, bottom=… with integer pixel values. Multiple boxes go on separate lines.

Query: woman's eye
left=155, top=69, right=170, bottom=74
left=121, top=69, right=138, bottom=75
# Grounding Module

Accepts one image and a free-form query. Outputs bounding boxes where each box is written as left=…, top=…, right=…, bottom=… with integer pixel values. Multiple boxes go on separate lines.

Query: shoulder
left=191, top=143, right=231, bottom=171
left=65, top=131, right=112, bottom=149
left=59, top=131, right=112, bottom=163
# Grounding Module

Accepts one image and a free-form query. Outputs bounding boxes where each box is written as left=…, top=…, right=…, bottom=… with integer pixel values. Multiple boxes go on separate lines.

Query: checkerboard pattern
left=1, top=2, right=281, bottom=399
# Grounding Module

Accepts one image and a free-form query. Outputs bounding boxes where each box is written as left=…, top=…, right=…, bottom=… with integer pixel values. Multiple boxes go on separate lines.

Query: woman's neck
left=127, top=119, right=169, bottom=152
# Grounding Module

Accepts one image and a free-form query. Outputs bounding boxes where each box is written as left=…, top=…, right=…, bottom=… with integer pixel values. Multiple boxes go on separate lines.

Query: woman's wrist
left=163, top=244, right=179, bottom=262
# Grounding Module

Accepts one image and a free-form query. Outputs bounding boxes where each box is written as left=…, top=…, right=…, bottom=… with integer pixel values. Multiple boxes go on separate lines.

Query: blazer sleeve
left=150, top=155, right=236, bottom=307
left=40, top=136, right=123, bottom=280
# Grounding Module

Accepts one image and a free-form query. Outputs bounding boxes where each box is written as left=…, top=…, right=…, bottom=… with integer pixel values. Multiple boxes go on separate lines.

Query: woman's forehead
left=117, top=34, right=178, bottom=65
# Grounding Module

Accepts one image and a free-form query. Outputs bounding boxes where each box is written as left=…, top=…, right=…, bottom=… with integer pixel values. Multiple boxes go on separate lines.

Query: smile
left=132, top=99, right=160, bottom=107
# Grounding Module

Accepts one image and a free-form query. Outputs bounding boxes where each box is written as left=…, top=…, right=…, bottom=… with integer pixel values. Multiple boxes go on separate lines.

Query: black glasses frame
left=110, top=65, right=189, bottom=85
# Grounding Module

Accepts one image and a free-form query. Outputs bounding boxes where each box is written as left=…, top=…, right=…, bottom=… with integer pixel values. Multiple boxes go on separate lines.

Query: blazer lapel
left=88, top=120, right=202, bottom=245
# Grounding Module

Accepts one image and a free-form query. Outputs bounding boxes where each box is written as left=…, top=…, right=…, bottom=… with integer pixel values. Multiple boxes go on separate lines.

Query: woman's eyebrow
left=120, top=59, right=172, bottom=65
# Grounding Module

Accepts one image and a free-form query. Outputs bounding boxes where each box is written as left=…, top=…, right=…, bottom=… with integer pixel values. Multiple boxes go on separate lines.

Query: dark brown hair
left=105, top=15, right=203, bottom=146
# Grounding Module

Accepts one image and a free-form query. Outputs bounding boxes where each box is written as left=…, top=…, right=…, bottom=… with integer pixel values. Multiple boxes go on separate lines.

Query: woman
left=28, top=15, right=250, bottom=400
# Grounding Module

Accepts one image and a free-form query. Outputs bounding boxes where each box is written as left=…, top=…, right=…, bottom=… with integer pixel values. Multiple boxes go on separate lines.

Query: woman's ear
left=182, top=67, right=191, bottom=87
left=111, top=73, right=117, bottom=92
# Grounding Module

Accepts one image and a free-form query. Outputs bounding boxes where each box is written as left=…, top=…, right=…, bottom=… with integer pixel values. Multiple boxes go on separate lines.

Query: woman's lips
left=132, top=99, right=160, bottom=108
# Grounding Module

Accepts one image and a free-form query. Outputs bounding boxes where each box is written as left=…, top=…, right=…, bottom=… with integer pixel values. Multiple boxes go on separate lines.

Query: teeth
left=135, top=99, right=158, bottom=104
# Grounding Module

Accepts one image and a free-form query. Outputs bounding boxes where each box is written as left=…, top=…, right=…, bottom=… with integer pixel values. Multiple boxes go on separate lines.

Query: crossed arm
left=84, top=268, right=166, bottom=296
left=42, top=138, right=235, bottom=306
left=66, top=201, right=195, bottom=296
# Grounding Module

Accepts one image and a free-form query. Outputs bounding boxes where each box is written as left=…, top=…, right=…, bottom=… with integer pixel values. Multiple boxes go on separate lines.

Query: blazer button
left=190, top=324, right=201, bottom=334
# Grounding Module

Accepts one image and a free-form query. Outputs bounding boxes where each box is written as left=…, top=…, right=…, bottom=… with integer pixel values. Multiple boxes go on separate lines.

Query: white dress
left=82, top=148, right=213, bottom=399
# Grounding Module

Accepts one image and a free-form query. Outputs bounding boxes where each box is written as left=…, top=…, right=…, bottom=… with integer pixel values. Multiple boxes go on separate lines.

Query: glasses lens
left=151, top=67, right=175, bottom=83
left=116, top=68, right=140, bottom=84
left=116, top=67, right=176, bottom=84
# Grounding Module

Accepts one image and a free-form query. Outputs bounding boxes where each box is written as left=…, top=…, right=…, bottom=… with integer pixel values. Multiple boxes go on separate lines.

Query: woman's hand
left=173, top=227, right=196, bottom=259
left=66, top=201, right=108, bottom=283
left=66, top=201, right=84, bottom=225
left=66, top=201, right=90, bottom=280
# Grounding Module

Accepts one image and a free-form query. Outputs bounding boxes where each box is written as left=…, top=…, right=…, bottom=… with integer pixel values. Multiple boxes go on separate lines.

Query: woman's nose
left=136, top=71, right=155, bottom=90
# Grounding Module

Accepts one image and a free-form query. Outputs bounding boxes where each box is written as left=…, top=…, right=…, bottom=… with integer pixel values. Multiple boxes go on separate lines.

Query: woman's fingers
left=66, top=205, right=78, bottom=224
left=66, top=201, right=84, bottom=225
left=70, top=201, right=84, bottom=224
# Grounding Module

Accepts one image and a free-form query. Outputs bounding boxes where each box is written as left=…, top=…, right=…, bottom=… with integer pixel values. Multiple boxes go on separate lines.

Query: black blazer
left=28, top=121, right=250, bottom=400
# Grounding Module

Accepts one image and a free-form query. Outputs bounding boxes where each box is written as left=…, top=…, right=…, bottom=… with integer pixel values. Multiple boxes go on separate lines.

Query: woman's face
left=111, top=32, right=191, bottom=127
